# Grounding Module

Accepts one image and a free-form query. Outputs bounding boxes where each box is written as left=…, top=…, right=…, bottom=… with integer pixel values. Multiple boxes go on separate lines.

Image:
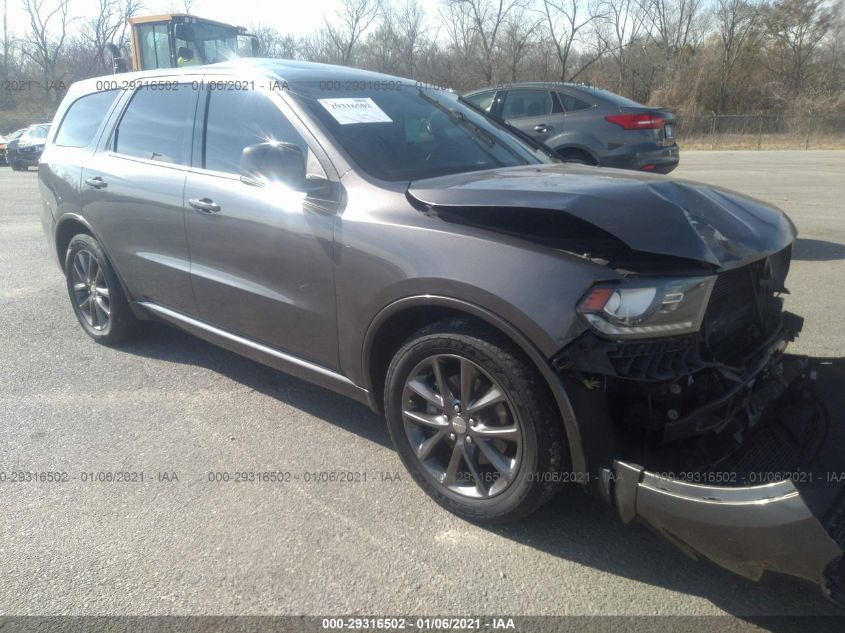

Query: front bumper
left=602, top=357, right=845, bottom=605
left=10, top=147, right=43, bottom=167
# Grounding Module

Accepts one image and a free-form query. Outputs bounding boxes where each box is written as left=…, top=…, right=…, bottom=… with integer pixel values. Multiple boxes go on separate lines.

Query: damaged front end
left=556, top=254, right=845, bottom=604
left=600, top=356, right=845, bottom=606
left=407, top=164, right=845, bottom=602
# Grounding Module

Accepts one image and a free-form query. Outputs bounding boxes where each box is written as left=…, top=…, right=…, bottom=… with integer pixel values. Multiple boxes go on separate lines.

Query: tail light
left=605, top=113, right=664, bottom=130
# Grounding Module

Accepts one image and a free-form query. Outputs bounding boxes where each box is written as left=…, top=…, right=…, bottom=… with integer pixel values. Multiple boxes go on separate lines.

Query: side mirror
left=239, top=142, right=306, bottom=189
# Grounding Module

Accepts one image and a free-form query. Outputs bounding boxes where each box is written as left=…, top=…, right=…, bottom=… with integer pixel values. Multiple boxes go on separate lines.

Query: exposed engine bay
left=555, top=245, right=812, bottom=475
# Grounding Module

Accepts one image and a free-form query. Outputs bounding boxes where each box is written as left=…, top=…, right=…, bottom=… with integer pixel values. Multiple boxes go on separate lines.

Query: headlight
left=577, top=276, right=715, bottom=339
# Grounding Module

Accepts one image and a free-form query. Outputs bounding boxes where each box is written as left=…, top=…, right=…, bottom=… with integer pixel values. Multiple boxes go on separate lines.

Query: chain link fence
left=676, top=113, right=845, bottom=150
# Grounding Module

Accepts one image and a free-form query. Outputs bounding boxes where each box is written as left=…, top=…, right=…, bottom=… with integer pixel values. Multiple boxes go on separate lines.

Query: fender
left=54, top=212, right=148, bottom=320
left=362, top=294, right=588, bottom=478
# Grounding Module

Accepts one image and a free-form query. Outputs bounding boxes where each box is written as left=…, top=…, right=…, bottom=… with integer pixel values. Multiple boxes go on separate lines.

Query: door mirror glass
left=239, top=142, right=306, bottom=189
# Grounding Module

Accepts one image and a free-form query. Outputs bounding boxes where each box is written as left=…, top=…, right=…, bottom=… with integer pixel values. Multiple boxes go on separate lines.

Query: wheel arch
left=554, top=144, right=599, bottom=165
left=54, top=213, right=148, bottom=320
left=363, top=295, right=587, bottom=476
left=55, top=214, right=95, bottom=269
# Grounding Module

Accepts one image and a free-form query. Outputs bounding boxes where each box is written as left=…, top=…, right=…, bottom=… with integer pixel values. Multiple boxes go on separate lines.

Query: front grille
left=703, top=266, right=759, bottom=355
left=701, top=253, right=789, bottom=364
left=606, top=335, right=703, bottom=381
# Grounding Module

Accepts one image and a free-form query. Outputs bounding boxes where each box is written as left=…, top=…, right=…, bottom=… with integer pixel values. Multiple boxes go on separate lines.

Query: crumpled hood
left=407, top=164, right=797, bottom=269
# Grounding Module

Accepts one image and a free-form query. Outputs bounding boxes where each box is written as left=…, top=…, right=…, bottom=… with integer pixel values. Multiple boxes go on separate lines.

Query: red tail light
left=605, top=113, right=664, bottom=130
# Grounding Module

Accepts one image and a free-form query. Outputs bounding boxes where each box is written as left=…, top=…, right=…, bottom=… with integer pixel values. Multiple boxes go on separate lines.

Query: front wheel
left=384, top=319, right=567, bottom=523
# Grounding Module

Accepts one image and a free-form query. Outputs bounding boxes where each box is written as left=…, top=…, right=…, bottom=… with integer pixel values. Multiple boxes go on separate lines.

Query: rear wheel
left=557, top=148, right=597, bottom=165
left=64, top=234, right=142, bottom=344
left=384, top=319, right=566, bottom=523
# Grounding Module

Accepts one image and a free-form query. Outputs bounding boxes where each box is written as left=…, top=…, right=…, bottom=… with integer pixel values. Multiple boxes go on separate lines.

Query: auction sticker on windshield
left=318, top=98, right=393, bottom=125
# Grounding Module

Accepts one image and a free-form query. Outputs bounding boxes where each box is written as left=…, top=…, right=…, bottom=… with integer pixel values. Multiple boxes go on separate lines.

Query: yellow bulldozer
left=108, top=13, right=259, bottom=73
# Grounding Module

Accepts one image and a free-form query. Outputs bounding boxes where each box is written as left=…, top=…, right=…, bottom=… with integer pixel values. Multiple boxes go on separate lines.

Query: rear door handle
left=533, top=124, right=552, bottom=133
left=85, top=176, right=107, bottom=189
left=188, top=198, right=221, bottom=214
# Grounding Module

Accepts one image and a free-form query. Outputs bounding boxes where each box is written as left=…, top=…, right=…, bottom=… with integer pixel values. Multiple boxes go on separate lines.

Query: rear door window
left=54, top=90, right=119, bottom=147
left=502, top=90, right=554, bottom=119
left=558, top=92, right=592, bottom=112
left=113, top=84, right=196, bottom=164
left=465, top=90, right=496, bottom=113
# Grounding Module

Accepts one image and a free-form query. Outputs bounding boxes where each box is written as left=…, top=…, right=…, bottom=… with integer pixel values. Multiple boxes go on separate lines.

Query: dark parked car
left=7, top=123, right=50, bottom=170
left=1, top=127, right=26, bottom=166
left=38, top=61, right=843, bottom=605
left=464, top=82, right=679, bottom=173
left=1, top=129, right=21, bottom=164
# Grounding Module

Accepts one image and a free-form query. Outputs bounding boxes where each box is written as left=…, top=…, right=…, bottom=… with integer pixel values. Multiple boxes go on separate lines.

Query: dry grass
left=680, top=133, right=845, bottom=151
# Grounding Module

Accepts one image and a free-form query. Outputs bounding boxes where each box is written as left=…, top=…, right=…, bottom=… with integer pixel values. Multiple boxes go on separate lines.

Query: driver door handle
left=533, top=124, right=552, bottom=133
left=189, top=198, right=221, bottom=214
left=85, top=176, right=107, bottom=189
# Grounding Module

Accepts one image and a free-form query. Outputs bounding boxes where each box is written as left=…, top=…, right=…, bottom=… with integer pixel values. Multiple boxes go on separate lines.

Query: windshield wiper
left=417, top=91, right=498, bottom=148
left=456, top=96, right=560, bottom=161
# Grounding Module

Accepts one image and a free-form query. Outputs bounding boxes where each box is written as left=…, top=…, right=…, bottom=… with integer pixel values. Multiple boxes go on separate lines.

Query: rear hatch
left=610, top=357, right=845, bottom=604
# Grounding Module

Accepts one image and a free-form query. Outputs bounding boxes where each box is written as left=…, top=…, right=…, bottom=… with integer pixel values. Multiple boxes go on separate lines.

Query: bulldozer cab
left=124, top=14, right=258, bottom=72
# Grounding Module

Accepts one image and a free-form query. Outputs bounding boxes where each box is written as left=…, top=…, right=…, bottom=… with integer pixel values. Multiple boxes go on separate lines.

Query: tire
left=10, top=163, right=23, bottom=171
left=556, top=149, right=595, bottom=165
left=384, top=318, right=567, bottom=523
left=64, top=233, right=142, bottom=344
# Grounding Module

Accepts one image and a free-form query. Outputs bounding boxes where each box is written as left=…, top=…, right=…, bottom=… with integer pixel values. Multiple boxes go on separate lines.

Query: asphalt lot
left=1, top=151, right=844, bottom=625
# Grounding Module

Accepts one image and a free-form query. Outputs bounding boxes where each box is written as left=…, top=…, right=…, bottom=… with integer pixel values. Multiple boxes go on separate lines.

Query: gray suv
left=38, top=60, right=844, bottom=604
left=464, top=82, right=679, bottom=173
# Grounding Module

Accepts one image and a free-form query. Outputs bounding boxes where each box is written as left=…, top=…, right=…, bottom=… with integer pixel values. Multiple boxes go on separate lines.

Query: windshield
left=294, top=86, right=548, bottom=181
left=190, top=22, right=239, bottom=64
left=24, top=125, right=49, bottom=141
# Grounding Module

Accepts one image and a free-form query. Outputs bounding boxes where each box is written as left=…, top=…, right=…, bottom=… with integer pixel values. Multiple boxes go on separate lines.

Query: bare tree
left=764, top=0, right=840, bottom=95
left=326, top=0, right=382, bottom=65
left=395, top=0, right=428, bottom=76
left=499, top=8, right=541, bottom=82
left=642, top=0, right=710, bottom=58
left=3, top=0, right=9, bottom=74
left=715, top=0, right=761, bottom=111
left=250, top=25, right=299, bottom=59
left=597, top=0, right=648, bottom=92
left=21, top=0, right=74, bottom=103
left=364, top=2, right=402, bottom=72
left=540, top=0, right=607, bottom=81
left=446, top=0, right=522, bottom=84
left=81, top=0, right=143, bottom=73
left=542, top=0, right=605, bottom=81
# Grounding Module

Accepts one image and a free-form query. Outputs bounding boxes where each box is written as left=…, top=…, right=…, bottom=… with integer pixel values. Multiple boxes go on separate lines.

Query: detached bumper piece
left=602, top=358, right=845, bottom=606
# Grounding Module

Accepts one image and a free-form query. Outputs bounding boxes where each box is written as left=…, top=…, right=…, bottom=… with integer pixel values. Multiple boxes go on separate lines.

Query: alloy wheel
left=70, top=249, right=111, bottom=331
left=401, top=354, right=523, bottom=499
